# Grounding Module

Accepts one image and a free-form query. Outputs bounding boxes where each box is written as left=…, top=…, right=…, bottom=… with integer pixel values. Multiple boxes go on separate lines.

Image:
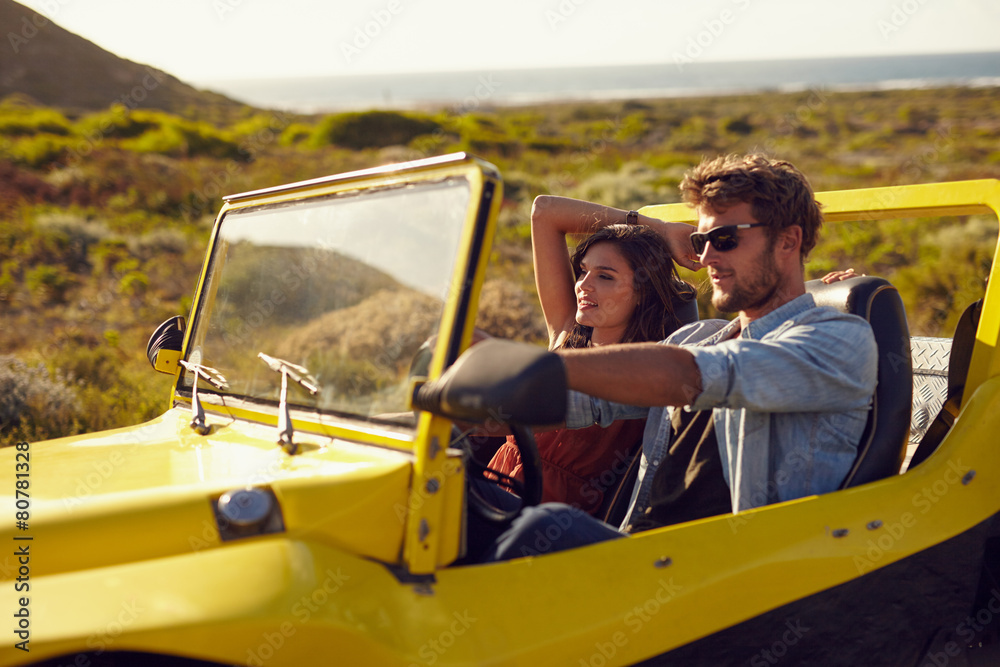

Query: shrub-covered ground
left=1, top=85, right=998, bottom=442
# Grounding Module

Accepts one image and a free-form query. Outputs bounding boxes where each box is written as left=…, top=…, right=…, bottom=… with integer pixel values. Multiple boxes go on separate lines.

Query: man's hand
left=821, top=267, right=864, bottom=284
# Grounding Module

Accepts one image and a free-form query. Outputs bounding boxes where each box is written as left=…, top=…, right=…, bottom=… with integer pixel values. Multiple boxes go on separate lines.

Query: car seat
left=806, top=276, right=912, bottom=488
left=906, top=299, right=982, bottom=469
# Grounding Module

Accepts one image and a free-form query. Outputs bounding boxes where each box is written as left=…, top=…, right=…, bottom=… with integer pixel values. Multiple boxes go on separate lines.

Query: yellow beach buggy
left=4, top=154, right=1000, bottom=666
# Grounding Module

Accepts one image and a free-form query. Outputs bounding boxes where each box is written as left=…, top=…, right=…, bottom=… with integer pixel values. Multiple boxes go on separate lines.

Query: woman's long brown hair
left=561, top=224, right=696, bottom=349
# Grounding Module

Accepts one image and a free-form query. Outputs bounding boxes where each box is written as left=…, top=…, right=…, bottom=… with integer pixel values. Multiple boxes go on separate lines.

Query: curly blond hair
left=680, top=154, right=823, bottom=260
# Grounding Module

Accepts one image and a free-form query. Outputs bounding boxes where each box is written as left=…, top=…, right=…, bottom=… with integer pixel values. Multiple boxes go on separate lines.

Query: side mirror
left=147, top=316, right=186, bottom=375
left=411, top=339, right=566, bottom=426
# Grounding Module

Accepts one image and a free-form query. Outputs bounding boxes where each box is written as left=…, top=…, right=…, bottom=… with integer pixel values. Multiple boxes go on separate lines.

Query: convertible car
left=3, top=153, right=999, bottom=666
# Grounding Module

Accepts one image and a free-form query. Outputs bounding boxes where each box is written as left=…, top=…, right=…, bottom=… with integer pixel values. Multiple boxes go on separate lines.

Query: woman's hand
left=529, top=196, right=702, bottom=346
left=642, top=216, right=701, bottom=271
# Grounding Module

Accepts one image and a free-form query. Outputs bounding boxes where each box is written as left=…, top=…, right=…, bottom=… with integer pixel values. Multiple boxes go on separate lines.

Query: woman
left=486, top=195, right=699, bottom=516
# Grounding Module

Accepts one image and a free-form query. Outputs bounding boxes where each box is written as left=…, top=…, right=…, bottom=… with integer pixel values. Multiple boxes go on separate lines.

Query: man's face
left=695, top=201, right=780, bottom=318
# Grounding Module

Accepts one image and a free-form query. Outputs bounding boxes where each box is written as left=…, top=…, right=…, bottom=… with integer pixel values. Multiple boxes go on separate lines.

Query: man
left=482, top=154, right=877, bottom=561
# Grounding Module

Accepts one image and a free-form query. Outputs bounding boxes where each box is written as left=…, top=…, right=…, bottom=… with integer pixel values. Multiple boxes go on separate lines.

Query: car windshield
left=183, top=176, right=470, bottom=430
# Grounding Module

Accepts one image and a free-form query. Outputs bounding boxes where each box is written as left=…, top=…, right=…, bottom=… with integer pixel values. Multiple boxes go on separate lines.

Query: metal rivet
left=832, top=528, right=849, bottom=538
left=654, top=557, right=672, bottom=568
left=867, top=520, right=883, bottom=531
left=963, top=470, right=976, bottom=485
left=426, top=478, right=440, bottom=494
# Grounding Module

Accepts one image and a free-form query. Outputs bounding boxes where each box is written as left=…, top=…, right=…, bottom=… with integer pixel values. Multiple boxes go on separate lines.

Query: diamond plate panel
left=909, top=337, right=952, bottom=446
left=910, top=336, right=951, bottom=374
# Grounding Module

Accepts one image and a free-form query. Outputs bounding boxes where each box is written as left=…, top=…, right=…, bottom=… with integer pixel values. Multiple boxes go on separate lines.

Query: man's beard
left=711, top=245, right=780, bottom=314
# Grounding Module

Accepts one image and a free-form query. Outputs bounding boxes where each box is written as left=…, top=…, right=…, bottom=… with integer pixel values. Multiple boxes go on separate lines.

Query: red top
left=488, top=420, right=646, bottom=516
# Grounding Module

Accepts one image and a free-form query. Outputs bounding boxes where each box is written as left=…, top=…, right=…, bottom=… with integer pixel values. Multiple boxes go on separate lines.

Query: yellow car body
left=3, top=156, right=999, bottom=666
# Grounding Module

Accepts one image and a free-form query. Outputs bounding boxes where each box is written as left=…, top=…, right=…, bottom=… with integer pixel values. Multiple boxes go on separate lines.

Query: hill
left=0, top=0, right=246, bottom=120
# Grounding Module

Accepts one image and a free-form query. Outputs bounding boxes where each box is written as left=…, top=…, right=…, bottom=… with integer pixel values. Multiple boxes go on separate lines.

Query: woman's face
left=575, top=242, right=638, bottom=345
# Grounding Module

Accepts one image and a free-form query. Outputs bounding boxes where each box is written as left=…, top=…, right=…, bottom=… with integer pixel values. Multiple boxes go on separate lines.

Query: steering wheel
left=410, top=338, right=544, bottom=525
left=458, top=422, right=543, bottom=525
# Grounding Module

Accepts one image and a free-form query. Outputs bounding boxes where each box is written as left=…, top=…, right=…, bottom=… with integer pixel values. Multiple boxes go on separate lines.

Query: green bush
left=0, top=355, right=80, bottom=444
left=229, top=113, right=279, bottom=138
left=129, top=227, right=189, bottom=258
left=3, top=134, right=68, bottom=168
left=0, top=107, right=71, bottom=136
left=721, top=116, right=754, bottom=136
left=615, top=113, right=651, bottom=144
left=76, top=106, right=158, bottom=140
left=664, top=116, right=716, bottom=152
left=123, top=120, right=242, bottom=160
left=278, top=122, right=313, bottom=146
left=309, top=111, right=441, bottom=150
left=46, top=342, right=172, bottom=436
left=0, top=260, right=17, bottom=304
left=25, top=264, right=75, bottom=303
left=91, top=238, right=131, bottom=275
left=119, top=270, right=150, bottom=297
left=462, top=130, right=520, bottom=157
left=525, top=136, right=575, bottom=153
left=570, top=163, right=666, bottom=209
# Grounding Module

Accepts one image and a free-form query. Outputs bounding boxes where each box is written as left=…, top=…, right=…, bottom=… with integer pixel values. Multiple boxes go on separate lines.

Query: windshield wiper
left=179, top=360, right=229, bottom=435
left=257, top=353, right=321, bottom=454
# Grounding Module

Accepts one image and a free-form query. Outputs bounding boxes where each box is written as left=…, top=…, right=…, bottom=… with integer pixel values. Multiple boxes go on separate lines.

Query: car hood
left=5, top=408, right=413, bottom=578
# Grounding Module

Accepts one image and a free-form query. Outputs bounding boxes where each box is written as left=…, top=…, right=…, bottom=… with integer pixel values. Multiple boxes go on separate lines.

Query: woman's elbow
left=531, top=195, right=555, bottom=224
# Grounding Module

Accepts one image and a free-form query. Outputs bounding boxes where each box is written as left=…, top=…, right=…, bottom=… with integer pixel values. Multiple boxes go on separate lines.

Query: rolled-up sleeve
left=689, top=311, right=877, bottom=413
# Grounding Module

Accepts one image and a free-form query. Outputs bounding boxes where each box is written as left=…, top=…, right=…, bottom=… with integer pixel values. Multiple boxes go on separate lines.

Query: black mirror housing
left=147, top=316, right=186, bottom=374
left=412, top=339, right=566, bottom=426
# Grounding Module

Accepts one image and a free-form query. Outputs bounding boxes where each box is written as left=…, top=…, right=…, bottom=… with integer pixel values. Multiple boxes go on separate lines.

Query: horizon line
left=193, top=49, right=1000, bottom=86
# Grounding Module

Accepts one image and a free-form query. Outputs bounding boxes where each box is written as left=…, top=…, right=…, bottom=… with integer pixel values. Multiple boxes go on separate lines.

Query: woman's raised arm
left=531, top=196, right=610, bottom=348
left=530, top=195, right=699, bottom=348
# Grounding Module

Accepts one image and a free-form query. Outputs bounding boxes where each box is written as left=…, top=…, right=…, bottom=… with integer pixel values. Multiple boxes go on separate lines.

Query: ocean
left=204, top=51, right=1000, bottom=113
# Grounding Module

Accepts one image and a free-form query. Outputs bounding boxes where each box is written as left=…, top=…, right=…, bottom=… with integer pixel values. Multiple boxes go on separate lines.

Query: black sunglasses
left=690, top=223, right=767, bottom=254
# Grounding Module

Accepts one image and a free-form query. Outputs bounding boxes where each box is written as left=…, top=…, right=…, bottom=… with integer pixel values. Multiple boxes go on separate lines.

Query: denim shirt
left=565, top=293, right=878, bottom=527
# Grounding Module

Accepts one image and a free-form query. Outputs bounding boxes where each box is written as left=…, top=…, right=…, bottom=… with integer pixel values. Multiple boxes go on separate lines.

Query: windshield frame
left=172, top=153, right=502, bottom=451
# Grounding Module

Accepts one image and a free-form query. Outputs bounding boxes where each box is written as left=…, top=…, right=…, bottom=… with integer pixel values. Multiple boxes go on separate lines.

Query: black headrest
left=674, top=293, right=700, bottom=326
left=806, top=276, right=912, bottom=488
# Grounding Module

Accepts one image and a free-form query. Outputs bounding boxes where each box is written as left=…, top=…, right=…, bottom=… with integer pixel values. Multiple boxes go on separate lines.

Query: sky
left=13, top=0, right=1000, bottom=84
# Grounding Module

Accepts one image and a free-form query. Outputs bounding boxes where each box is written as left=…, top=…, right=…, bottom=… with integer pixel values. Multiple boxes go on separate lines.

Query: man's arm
left=558, top=342, right=703, bottom=408
left=561, top=319, right=728, bottom=428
